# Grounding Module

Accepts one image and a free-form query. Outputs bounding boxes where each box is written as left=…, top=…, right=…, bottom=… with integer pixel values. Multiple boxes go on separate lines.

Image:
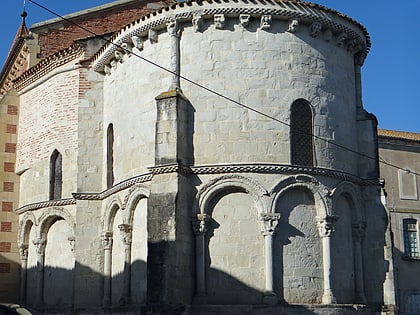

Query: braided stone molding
left=14, top=43, right=84, bottom=92
left=73, top=173, right=153, bottom=200
left=93, top=0, right=369, bottom=73
left=16, top=198, right=76, bottom=215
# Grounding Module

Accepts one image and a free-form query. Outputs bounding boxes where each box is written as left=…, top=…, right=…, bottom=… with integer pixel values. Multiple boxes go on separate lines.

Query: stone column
left=259, top=213, right=280, bottom=305
left=317, top=216, right=337, bottom=304
left=19, top=244, right=28, bottom=303
left=352, top=222, right=367, bottom=304
left=118, top=224, right=133, bottom=305
left=33, top=238, right=46, bottom=308
left=192, top=213, right=210, bottom=303
left=101, top=231, right=113, bottom=308
left=166, top=19, right=180, bottom=90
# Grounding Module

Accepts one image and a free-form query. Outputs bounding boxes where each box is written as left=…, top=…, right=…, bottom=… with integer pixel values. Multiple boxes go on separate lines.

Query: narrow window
left=290, top=99, right=314, bottom=166
left=107, top=123, right=114, bottom=188
left=403, top=218, right=419, bottom=258
left=49, top=149, right=62, bottom=200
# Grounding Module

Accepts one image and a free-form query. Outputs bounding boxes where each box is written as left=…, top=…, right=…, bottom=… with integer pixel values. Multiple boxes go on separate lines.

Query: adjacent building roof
left=378, top=129, right=420, bottom=142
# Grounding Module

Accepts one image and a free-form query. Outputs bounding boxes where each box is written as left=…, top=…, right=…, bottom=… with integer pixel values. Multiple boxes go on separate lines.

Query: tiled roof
left=378, top=129, right=420, bottom=142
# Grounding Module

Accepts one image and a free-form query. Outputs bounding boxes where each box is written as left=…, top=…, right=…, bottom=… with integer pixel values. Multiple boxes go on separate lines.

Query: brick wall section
left=0, top=242, right=11, bottom=252
left=7, top=105, right=17, bottom=115
left=1, top=222, right=12, bottom=232
left=3, top=182, right=14, bottom=192
left=5, top=143, right=16, bottom=153
left=6, top=124, right=16, bottom=134
left=4, top=162, right=14, bottom=172
left=2, top=202, right=13, bottom=212
left=36, top=1, right=174, bottom=59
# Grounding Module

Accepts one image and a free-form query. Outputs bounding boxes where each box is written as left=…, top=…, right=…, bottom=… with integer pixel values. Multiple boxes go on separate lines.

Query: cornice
left=93, top=0, right=370, bottom=73
left=16, top=163, right=379, bottom=214
left=14, top=43, right=84, bottom=92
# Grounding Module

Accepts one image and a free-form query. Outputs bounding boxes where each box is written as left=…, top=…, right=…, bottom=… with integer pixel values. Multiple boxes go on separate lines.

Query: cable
left=26, top=0, right=420, bottom=178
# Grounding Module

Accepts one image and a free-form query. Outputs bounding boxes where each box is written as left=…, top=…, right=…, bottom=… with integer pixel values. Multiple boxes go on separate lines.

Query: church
left=0, top=0, right=410, bottom=314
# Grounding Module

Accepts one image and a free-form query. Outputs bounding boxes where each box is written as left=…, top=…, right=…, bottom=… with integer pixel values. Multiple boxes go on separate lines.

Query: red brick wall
left=37, top=1, right=174, bottom=59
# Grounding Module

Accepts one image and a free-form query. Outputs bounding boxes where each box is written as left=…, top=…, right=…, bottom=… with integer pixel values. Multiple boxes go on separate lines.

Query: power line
left=26, top=0, right=420, bottom=179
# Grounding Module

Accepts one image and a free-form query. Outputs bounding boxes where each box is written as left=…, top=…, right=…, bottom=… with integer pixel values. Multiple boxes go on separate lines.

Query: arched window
left=49, top=149, right=62, bottom=200
left=403, top=218, right=419, bottom=258
left=107, top=123, right=114, bottom=188
left=290, top=99, right=314, bottom=166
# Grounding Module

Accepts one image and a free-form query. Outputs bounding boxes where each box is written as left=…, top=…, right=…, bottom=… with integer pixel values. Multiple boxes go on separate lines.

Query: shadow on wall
left=0, top=254, right=20, bottom=303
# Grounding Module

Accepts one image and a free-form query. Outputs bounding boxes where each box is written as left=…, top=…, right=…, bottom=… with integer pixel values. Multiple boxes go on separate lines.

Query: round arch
left=103, top=196, right=122, bottom=232
left=38, top=207, right=75, bottom=239
left=194, top=174, right=269, bottom=216
left=122, top=184, right=150, bottom=226
left=18, top=212, right=38, bottom=246
left=331, top=181, right=364, bottom=222
left=271, top=174, right=331, bottom=219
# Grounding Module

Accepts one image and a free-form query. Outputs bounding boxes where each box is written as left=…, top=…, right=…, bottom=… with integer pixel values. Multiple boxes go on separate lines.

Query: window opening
left=290, top=99, right=314, bottom=166
left=49, top=149, right=62, bottom=200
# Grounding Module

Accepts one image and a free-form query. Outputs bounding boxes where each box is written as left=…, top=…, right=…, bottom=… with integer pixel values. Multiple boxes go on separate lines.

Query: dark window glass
left=49, top=149, right=62, bottom=200
left=403, top=218, right=419, bottom=258
left=290, top=99, right=313, bottom=166
left=107, top=124, right=114, bottom=188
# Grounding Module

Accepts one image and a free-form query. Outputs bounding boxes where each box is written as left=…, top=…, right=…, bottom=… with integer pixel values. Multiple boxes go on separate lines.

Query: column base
left=263, top=292, right=278, bottom=305
left=322, top=290, right=337, bottom=304
left=193, top=294, right=207, bottom=305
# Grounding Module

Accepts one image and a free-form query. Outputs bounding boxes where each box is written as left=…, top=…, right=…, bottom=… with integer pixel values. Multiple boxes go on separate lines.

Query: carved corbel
left=167, top=19, right=180, bottom=37
left=121, top=42, right=133, bottom=56
left=110, top=59, right=118, bottom=72
left=347, top=39, right=362, bottom=54
left=192, top=14, right=203, bottom=32
left=239, top=14, right=250, bottom=28
left=131, top=35, right=144, bottom=53
left=259, top=213, right=280, bottom=236
left=114, top=50, right=125, bottom=63
left=104, top=64, right=111, bottom=75
left=310, top=22, right=322, bottom=38
left=149, top=29, right=158, bottom=44
left=214, top=14, right=225, bottom=30
left=323, top=29, right=333, bottom=42
left=260, top=15, right=272, bottom=31
left=288, top=19, right=299, bottom=33
left=336, top=32, right=348, bottom=47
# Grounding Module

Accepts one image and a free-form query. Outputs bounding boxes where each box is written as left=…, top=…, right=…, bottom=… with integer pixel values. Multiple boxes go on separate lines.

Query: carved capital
left=33, top=238, right=46, bottom=256
left=102, top=231, right=113, bottom=250
left=288, top=19, right=299, bottom=33
left=352, top=221, right=366, bottom=243
left=214, top=14, right=225, bottom=30
left=68, top=236, right=75, bottom=252
left=19, top=244, right=28, bottom=260
left=260, top=15, right=271, bottom=30
left=259, top=213, right=280, bottom=236
left=118, top=224, right=133, bottom=245
left=317, top=216, right=338, bottom=238
left=192, top=213, right=210, bottom=235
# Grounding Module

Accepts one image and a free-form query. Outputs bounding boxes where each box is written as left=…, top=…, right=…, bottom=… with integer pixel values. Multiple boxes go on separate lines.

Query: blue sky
left=1, top=1, right=419, bottom=133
